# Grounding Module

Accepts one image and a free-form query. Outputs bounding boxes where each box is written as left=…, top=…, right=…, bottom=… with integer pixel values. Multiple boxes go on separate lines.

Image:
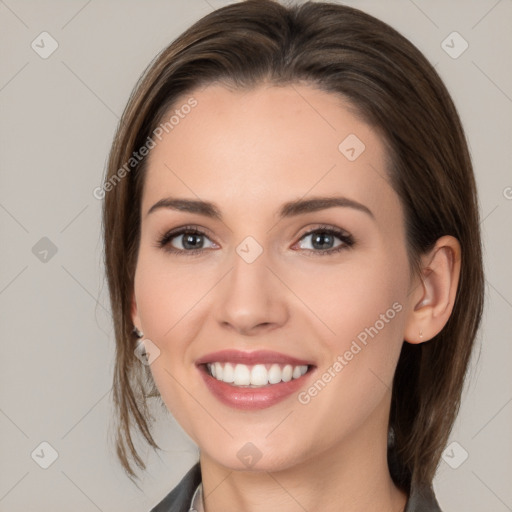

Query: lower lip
left=198, top=365, right=315, bottom=410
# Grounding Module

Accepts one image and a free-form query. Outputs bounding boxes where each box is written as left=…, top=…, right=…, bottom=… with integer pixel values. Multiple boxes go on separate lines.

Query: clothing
left=149, top=463, right=443, bottom=512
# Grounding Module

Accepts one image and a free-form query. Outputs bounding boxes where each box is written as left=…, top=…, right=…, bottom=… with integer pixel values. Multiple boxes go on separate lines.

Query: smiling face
left=131, top=83, right=417, bottom=473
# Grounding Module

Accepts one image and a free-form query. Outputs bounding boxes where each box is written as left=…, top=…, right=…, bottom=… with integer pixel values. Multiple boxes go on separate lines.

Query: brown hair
left=102, top=0, right=484, bottom=491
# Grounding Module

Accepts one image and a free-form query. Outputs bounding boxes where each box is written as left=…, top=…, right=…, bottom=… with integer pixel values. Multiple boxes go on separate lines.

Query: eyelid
left=296, top=223, right=352, bottom=241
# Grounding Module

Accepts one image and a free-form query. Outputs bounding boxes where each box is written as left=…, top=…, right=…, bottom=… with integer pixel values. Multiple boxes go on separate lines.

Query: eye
left=294, top=226, right=354, bottom=255
left=156, top=225, right=217, bottom=255
left=155, top=224, right=354, bottom=256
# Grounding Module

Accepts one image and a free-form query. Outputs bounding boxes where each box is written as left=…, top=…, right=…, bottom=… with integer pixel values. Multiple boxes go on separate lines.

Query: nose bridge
left=214, top=237, right=288, bottom=334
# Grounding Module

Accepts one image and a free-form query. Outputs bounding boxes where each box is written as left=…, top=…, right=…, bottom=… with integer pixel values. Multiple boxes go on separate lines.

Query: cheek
left=292, top=262, right=408, bottom=439
left=306, top=258, right=407, bottom=342
left=133, top=261, right=204, bottom=437
left=302, top=251, right=410, bottom=401
left=133, top=252, right=207, bottom=341
left=132, top=253, right=212, bottom=413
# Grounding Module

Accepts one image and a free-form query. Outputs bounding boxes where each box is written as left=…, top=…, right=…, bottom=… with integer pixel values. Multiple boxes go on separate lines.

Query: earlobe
left=131, top=294, right=142, bottom=333
left=404, top=235, right=461, bottom=344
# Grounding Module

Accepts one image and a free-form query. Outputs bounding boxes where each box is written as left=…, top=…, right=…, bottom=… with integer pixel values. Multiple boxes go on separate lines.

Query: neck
left=198, top=404, right=407, bottom=512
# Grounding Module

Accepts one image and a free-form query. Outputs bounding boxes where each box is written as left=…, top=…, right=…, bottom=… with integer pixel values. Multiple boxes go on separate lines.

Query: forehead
left=142, top=83, right=397, bottom=221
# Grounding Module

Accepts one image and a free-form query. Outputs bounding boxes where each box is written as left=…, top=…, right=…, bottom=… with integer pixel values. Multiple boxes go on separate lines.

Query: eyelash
left=155, top=224, right=355, bottom=257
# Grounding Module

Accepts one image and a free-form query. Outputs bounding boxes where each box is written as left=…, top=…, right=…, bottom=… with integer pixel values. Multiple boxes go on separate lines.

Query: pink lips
left=196, top=349, right=313, bottom=367
left=196, top=349, right=315, bottom=410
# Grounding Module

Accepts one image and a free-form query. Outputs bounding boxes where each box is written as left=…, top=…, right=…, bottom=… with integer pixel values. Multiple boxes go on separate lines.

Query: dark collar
left=149, top=463, right=442, bottom=512
left=150, top=463, right=202, bottom=512
left=405, top=481, right=443, bottom=511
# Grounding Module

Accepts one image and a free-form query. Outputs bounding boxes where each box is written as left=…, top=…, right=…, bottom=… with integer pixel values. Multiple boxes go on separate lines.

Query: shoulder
left=148, top=463, right=443, bottom=512
left=149, top=463, right=202, bottom=512
left=405, top=482, right=443, bottom=512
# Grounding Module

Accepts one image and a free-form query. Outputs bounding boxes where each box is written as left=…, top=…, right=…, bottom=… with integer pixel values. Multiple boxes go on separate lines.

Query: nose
left=214, top=246, right=290, bottom=336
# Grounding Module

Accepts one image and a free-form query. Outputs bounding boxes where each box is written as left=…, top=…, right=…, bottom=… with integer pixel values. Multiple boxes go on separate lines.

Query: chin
left=201, top=440, right=310, bottom=474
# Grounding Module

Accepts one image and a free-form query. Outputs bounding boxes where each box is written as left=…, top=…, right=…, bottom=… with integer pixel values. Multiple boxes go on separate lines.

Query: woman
left=102, top=1, right=484, bottom=510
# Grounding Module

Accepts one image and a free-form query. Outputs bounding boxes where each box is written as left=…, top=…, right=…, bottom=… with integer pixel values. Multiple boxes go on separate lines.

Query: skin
left=131, top=83, right=461, bottom=512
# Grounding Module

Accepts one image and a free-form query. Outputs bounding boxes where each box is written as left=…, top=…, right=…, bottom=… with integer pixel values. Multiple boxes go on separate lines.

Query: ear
left=131, top=293, right=142, bottom=334
left=404, top=235, right=461, bottom=344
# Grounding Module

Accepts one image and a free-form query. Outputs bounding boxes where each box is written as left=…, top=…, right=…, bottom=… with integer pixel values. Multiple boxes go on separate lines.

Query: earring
left=133, top=326, right=144, bottom=338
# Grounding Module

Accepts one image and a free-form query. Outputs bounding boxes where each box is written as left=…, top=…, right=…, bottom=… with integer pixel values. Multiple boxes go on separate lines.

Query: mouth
left=196, top=350, right=316, bottom=409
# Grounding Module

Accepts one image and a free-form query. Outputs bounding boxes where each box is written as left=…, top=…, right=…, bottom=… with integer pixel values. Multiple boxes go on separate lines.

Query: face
left=132, top=83, right=416, bottom=472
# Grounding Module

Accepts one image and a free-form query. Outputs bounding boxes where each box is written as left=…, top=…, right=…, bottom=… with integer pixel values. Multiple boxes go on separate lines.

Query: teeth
left=234, top=363, right=251, bottom=385
left=206, top=362, right=309, bottom=387
left=214, top=362, right=223, bottom=380
left=223, top=362, right=235, bottom=383
left=251, top=364, right=268, bottom=386
left=282, top=364, right=293, bottom=382
left=268, top=364, right=282, bottom=384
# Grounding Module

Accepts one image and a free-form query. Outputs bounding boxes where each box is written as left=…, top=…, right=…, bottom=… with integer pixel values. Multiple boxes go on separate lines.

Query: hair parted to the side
left=102, top=0, right=484, bottom=491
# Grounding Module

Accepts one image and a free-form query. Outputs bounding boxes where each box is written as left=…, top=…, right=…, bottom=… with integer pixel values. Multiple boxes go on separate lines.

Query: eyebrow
left=146, top=195, right=374, bottom=220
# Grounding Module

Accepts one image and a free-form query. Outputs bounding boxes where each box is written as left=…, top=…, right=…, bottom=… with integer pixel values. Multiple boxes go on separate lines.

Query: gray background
left=1, top=0, right=511, bottom=510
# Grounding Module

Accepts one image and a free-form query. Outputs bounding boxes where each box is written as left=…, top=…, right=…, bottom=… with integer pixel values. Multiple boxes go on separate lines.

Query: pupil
left=183, top=233, right=203, bottom=250
left=312, top=232, right=333, bottom=250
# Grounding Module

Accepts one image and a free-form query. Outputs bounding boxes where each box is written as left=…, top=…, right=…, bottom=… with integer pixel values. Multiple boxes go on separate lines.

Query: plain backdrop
left=1, top=0, right=511, bottom=510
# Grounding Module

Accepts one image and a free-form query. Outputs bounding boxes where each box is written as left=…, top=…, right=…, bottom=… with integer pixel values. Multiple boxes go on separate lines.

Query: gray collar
left=189, top=482, right=204, bottom=512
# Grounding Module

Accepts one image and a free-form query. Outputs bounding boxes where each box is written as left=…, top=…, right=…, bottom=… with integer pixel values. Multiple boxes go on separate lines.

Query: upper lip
left=195, top=349, right=315, bottom=367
